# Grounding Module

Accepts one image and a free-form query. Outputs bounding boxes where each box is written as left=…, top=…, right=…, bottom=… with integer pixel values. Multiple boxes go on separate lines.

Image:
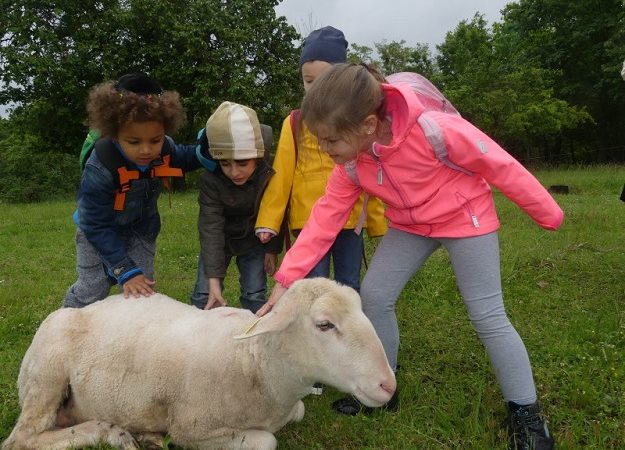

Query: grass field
left=1, top=165, right=624, bottom=449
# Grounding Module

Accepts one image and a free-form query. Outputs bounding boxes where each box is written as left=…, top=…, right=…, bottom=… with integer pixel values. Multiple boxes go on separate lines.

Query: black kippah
left=114, top=72, right=163, bottom=95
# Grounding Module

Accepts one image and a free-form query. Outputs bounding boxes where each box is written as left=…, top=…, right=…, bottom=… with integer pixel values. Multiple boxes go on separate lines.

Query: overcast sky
left=275, top=0, right=512, bottom=51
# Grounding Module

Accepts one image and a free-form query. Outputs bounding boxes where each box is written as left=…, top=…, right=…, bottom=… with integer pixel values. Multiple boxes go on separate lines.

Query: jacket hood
left=374, top=83, right=425, bottom=159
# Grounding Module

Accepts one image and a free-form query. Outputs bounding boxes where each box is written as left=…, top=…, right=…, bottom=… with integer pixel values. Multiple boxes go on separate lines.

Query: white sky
left=275, top=0, right=512, bottom=51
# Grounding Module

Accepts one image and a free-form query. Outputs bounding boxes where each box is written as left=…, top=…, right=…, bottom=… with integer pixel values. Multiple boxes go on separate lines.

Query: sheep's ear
left=233, top=309, right=294, bottom=340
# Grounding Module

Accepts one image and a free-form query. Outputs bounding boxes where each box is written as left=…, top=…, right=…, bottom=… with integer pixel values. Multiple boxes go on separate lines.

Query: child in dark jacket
left=190, top=101, right=281, bottom=314
left=64, top=72, right=205, bottom=307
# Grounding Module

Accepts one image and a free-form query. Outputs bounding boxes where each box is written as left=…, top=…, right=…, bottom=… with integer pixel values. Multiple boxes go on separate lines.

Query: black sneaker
left=331, top=389, right=399, bottom=415
left=505, top=401, right=555, bottom=450
left=331, top=396, right=363, bottom=415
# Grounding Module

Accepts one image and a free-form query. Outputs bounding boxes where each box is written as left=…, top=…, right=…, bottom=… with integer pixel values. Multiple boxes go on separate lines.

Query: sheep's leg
left=190, top=429, right=277, bottom=450
left=286, top=400, right=305, bottom=423
left=5, top=421, right=139, bottom=450
left=135, top=432, right=166, bottom=449
left=3, top=371, right=72, bottom=450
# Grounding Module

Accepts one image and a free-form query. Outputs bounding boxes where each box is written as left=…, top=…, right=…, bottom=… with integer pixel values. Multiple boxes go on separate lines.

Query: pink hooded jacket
left=274, top=82, right=564, bottom=287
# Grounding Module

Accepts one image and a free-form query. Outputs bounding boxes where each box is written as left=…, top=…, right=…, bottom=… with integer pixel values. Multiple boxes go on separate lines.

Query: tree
left=437, top=14, right=592, bottom=163
left=498, top=0, right=625, bottom=162
left=348, top=40, right=435, bottom=79
left=0, top=0, right=301, bottom=156
left=347, top=43, right=375, bottom=65
left=375, top=40, right=434, bottom=78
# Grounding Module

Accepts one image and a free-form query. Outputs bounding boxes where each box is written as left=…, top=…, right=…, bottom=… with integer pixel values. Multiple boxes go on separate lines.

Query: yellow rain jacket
left=256, top=114, right=387, bottom=237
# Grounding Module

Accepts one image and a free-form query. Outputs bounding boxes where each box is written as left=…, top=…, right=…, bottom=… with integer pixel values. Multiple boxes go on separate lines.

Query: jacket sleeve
left=168, top=135, right=206, bottom=173
left=274, top=165, right=362, bottom=287
left=439, top=114, right=564, bottom=230
left=198, top=174, right=228, bottom=278
left=364, top=195, right=387, bottom=237
left=255, top=116, right=296, bottom=233
left=77, top=163, right=141, bottom=284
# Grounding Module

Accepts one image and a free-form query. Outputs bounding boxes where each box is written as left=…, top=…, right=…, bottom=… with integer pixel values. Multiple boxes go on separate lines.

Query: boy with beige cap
left=190, top=101, right=281, bottom=313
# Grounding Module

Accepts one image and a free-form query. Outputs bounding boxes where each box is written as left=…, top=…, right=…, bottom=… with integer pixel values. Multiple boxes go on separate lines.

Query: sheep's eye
left=317, top=320, right=335, bottom=331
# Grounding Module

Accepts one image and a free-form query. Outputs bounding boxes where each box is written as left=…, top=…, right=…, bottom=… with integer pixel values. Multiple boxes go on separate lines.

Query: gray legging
left=362, top=228, right=537, bottom=405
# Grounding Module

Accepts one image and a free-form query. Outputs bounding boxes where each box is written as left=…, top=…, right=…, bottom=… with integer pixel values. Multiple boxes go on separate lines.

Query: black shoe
left=331, top=396, right=363, bottom=415
left=505, top=401, right=555, bottom=450
left=331, top=389, right=399, bottom=416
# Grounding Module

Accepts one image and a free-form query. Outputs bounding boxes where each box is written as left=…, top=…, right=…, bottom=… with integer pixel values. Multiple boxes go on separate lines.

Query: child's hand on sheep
left=122, top=275, right=156, bottom=299
left=256, top=283, right=288, bottom=316
left=205, top=278, right=227, bottom=309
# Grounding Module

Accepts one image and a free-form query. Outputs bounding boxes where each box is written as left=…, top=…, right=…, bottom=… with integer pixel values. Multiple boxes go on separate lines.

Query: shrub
left=0, top=132, right=80, bottom=203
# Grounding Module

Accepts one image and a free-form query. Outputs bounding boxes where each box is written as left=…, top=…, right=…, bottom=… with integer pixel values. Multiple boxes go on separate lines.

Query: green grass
left=1, top=165, right=624, bottom=449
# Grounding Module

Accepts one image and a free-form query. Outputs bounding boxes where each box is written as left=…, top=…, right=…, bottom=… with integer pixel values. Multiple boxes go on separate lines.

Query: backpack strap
left=343, top=160, right=369, bottom=236
left=151, top=154, right=183, bottom=191
left=79, top=130, right=100, bottom=170
left=290, top=109, right=300, bottom=161
left=94, top=138, right=130, bottom=184
left=94, top=137, right=184, bottom=211
left=113, top=166, right=141, bottom=211
left=417, top=114, right=473, bottom=176
left=283, top=109, right=301, bottom=250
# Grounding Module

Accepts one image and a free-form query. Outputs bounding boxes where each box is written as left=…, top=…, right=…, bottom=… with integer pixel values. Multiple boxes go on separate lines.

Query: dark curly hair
left=86, top=82, right=186, bottom=138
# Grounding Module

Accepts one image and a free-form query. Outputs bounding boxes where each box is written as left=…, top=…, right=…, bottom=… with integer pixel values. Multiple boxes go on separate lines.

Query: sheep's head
left=235, top=278, right=396, bottom=407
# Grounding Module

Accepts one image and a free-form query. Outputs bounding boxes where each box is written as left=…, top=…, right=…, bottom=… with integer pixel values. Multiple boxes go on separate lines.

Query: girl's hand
left=122, top=275, right=156, bottom=298
left=264, top=253, right=278, bottom=276
left=256, top=283, right=288, bottom=317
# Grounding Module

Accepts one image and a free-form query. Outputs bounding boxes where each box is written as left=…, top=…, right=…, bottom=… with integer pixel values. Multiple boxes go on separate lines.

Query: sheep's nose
left=380, top=371, right=397, bottom=395
left=381, top=381, right=396, bottom=396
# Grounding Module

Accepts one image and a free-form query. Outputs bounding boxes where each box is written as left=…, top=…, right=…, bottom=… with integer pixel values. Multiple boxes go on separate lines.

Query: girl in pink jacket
left=258, top=64, right=561, bottom=450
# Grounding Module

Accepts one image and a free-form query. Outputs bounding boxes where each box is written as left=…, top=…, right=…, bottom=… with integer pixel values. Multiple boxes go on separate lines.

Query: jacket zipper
left=455, top=192, right=480, bottom=228
left=370, top=143, right=418, bottom=223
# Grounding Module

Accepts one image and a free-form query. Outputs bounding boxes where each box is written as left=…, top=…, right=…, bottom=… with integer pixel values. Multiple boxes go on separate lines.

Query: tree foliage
left=1, top=0, right=624, bottom=202
left=436, top=14, right=593, bottom=162
left=498, top=0, right=625, bottom=162
left=0, top=0, right=301, bottom=154
left=348, top=40, right=434, bottom=79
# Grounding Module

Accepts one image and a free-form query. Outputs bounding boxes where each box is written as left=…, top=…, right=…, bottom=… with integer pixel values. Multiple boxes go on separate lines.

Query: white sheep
left=3, top=278, right=396, bottom=450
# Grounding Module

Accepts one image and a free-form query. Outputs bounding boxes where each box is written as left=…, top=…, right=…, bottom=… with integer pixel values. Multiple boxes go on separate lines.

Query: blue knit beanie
left=299, top=26, right=348, bottom=67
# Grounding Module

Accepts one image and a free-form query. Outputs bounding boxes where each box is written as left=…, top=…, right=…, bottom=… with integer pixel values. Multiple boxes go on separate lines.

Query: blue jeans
left=306, top=229, right=364, bottom=292
left=191, top=246, right=267, bottom=313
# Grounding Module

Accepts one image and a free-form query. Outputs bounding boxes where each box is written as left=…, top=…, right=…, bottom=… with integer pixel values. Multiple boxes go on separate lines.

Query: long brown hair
left=300, top=63, right=386, bottom=137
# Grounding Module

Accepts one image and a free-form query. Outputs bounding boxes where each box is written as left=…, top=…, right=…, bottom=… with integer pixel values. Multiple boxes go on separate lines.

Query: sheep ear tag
left=233, top=311, right=293, bottom=340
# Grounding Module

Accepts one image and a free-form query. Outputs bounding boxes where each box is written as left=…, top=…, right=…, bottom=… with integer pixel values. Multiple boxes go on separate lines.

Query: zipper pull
left=471, top=214, right=480, bottom=228
left=377, top=165, right=383, bottom=185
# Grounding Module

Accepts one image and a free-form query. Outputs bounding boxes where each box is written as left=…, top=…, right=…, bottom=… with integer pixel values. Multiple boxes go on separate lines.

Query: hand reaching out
left=256, top=282, right=288, bottom=316
left=205, top=277, right=227, bottom=309
left=122, top=274, right=155, bottom=298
